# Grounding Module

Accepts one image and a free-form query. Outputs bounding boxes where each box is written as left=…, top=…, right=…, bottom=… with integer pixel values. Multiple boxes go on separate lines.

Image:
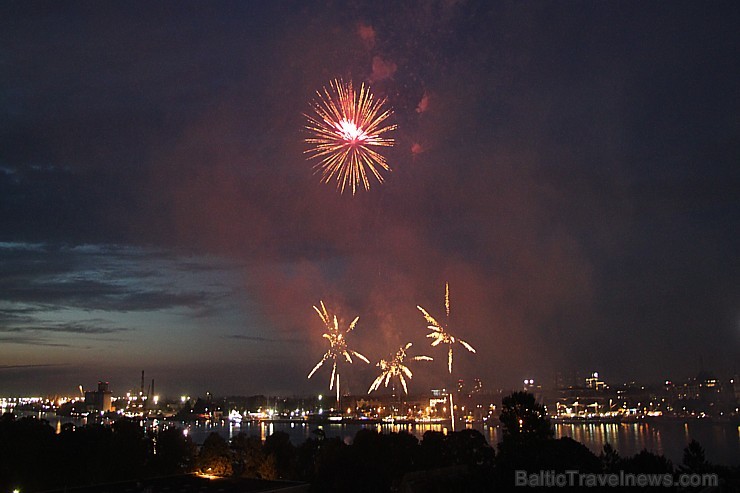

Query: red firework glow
left=304, top=78, right=397, bottom=195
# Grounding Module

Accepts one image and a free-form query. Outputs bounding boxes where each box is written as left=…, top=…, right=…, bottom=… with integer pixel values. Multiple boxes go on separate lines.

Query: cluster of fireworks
left=307, top=283, right=476, bottom=398
left=303, top=80, right=475, bottom=420
left=304, top=78, right=397, bottom=195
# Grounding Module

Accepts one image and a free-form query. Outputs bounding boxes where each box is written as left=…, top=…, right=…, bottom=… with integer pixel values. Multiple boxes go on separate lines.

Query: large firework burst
left=417, top=283, right=476, bottom=373
left=307, top=301, right=369, bottom=395
left=368, top=343, right=432, bottom=395
left=304, top=78, right=397, bottom=195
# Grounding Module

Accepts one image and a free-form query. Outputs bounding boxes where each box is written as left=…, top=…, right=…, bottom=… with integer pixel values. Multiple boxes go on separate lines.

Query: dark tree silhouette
left=296, top=436, right=348, bottom=490
left=600, top=442, right=622, bottom=473
left=681, top=439, right=711, bottom=474
left=499, top=391, right=553, bottom=441
left=197, top=432, right=233, bottom=477
left=263, top=431, right=295, bottom=479
left=622, top=449, right=673, bottom=475
left=111, top=418, right=151, bottom=480
left=445, top=429, right=495, bottom=468
left=0, top=414, right=56, bottom=492
left=350, top=429, right=396, bottom=492
left=540, top=437, right=601, bottom=472
left=152, top=426, right=195, bottom=474
left=418, top=430, right=449, bottom=469
left=231, top=432, right=267, bottom=478
left=61, top=423, right=116, bottom=485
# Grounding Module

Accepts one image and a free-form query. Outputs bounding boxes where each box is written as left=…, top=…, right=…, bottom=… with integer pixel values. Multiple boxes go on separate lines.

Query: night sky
left=1, top=1, right=738, bottom=397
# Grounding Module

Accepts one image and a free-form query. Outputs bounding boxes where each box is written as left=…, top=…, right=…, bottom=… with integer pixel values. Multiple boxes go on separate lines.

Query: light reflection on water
left=553, top=421, right=739, bottom=466
left=189, top=421, right=456, bottom=449
left=17, top=412, right=740, bottom=467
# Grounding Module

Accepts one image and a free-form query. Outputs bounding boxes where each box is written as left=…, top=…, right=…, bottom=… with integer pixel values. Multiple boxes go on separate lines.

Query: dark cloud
left=225, top=334, right=273, bottom=342
left=1, top=279, right=208, bottom=312
left=225, top=334, right=308, bottom=344
left=0, top=242, right=224, bottom=313
left=0, top=335, right=77, bottom=348
left=0, top=364, right=68, bottom=370
left=0, top=321, right=130, bottom=335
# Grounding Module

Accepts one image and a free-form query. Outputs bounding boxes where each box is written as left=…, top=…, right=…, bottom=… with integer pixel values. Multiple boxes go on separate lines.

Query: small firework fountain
left=304, top=78, right=397, bottom=195
left=417, top=283, right=476, bottom=430
left=368, top=343, right=432, bottom=395
left=307, top=301, right=369, bottom=408
left=417, top=283, right=476, bottom=374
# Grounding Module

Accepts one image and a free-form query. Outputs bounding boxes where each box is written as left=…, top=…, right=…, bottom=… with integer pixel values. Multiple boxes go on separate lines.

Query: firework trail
left=307, top=301, right=369, bottom=397
left=304, top=78, right=397, bottom=195
left=417, top=283, right=476, bottom=373
left=368, top=343, right=432, bottom=395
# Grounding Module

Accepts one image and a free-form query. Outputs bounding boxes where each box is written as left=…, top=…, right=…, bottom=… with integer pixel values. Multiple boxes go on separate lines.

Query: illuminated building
left=84, top=381, right=112, bottom=413
left=585, top=372, right=606, bottom=390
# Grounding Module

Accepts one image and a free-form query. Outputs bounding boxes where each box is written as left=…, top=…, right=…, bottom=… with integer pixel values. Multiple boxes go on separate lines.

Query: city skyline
left=1, top=3, right=738, bottom=397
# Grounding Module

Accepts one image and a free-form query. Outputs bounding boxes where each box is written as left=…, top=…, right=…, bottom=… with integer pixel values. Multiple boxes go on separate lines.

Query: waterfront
left=20, top=411, right=739, bottom=467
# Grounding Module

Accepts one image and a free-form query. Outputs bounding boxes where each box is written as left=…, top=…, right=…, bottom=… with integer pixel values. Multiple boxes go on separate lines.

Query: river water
left=183, top=419, right=739, bottom=467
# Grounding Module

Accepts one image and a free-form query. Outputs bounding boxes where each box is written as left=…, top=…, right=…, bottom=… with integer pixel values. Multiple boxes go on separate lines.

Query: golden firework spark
left=417, top=283, right=476, bottom=373
left=304, top=78, right=397, bottom=195
left=307, top=301, right=369, bottom=394
left=368, top=343, right=432, bottom=395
